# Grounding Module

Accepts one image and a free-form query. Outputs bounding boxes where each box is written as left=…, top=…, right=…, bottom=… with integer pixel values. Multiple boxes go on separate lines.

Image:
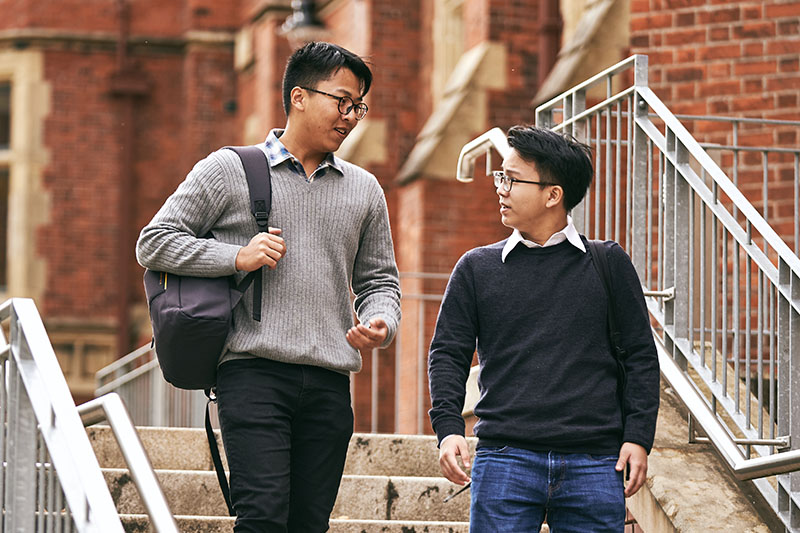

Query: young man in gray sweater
left=137, top=42, right=401, bottom=533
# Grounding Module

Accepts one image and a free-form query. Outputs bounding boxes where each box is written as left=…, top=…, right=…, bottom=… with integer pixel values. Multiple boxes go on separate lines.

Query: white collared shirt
left=501, top=216, right=586, bottom=262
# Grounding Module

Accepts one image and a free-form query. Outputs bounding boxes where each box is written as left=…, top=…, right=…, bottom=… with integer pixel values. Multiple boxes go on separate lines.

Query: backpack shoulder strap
left=586, top=240, right=622, bottom=358
left=225, top=145, right=272, bottom=230
left=224, top=146, right=272, bottom=322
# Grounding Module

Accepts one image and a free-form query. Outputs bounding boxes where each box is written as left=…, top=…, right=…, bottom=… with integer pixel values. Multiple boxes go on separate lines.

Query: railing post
left=662, top=129, right=684, bottom=368
left=633, top=54, right=648, bottom=87
left=630, top=95, right=648, bottom=279
left=4, top=355, right=37, bottom=532
left=151, top=366, right=166, bottom=427
left=790, top=269, right=800, bottom=526
left=630, top=54, right=651, bottom=282
left=673, top=141, right=691, bottom=346
left=778, top=259, right=792, bottom=517
left=569, top=90, right=589, bottom=231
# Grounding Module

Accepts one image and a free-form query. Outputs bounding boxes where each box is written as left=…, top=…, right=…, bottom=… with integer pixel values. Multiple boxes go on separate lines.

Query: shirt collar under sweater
left=501, top=216, right=586, bottom=263
left=261, top=129, right=344, bottom=183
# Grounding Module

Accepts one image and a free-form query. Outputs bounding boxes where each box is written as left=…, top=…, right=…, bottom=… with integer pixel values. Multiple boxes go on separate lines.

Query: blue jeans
left=470, top=446, right=625, bottom=533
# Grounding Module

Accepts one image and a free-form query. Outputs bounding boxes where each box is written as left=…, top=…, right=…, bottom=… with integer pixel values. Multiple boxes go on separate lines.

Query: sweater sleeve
left=607, top=242, right=661, bottom=453
left=427, top=253, right=478, bottom=446
left=351, top=186, right=402, bottom=347
left=136, top=151, right=242, bottom=277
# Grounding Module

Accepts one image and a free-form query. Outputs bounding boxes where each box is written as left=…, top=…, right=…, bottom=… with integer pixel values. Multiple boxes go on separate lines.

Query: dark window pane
left=0, top=83, right=9, bottom=149
left=0, top=167, right=7, bottom=290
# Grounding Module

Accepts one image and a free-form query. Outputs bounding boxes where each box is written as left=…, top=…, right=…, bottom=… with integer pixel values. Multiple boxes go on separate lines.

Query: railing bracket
left=643, top=286, right=675, bottom=301
left=689, top=415, right=791, bottom=450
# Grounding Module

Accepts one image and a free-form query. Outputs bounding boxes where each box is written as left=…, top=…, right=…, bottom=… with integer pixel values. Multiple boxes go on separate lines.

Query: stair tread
left=103, top=466, right=451, bottom=481
left=122, top=514, right=469, bottom=524
left=120, top=514, right=470, bottom=533
left=89, top=426, right=471, bottom=478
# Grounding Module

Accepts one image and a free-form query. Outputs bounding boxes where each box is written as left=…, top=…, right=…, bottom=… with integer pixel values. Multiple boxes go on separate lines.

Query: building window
left=0, top=82, right=8, bottom=149
left=0, top=167, right=6, bottom=291
left=0, top=82, right=8, bottom=291
left=432, top=0, right=464, bottom=101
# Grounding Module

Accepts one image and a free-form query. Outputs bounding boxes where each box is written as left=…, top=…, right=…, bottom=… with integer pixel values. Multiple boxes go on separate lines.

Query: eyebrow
left=330, top=88, right=363, bottom=102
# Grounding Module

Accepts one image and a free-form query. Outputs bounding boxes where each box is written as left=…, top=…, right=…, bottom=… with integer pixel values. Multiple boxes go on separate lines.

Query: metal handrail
left=635, top=86, right=800, bottom=276
left=657, top=332, right=800, bottom=480
left=96, top=343, right=153, bottom=383
left=455, top=127, right=510, bottom=182
left=0, top=298, right=124, bottom=533
left=78, top=393, right=179, bottom=533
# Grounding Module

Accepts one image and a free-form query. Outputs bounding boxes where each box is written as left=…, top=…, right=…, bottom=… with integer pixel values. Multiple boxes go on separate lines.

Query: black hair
left=506, top=125, right=594, bottom=212
left=282, top=41, right=373, bottom=116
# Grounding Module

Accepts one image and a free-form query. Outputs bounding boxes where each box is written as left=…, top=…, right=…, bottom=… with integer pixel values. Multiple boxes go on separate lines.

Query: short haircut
left=507, top=125, right=594, bottom=212
left=282, top=41, right=373, bottom=117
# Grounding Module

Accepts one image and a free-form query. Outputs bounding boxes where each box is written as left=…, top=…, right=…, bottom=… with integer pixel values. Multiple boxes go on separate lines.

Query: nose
left=496, top=183, right=509, bottom=197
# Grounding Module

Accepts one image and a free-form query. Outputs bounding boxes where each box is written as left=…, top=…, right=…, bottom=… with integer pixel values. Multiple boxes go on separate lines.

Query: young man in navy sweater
left=428, top=126, right=659, bottom=532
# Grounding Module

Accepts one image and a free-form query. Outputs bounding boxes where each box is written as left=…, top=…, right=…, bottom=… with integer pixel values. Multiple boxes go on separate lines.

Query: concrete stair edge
left=120, top=514, right=470, bottom=533
left=105, top=469, right=470, bottom=521
left=89, top=425, right=476, bottom=477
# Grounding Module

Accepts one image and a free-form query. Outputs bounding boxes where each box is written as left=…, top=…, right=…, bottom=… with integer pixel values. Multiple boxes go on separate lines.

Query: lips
left=334, top=127, right=348, bottom=137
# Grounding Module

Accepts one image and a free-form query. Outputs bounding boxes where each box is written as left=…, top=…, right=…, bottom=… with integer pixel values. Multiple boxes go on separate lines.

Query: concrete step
left=121, top=514, right=469, bottom=533
left=105, top=469, right=470, bottom=522
left=88, top=426, right=474, bottom=478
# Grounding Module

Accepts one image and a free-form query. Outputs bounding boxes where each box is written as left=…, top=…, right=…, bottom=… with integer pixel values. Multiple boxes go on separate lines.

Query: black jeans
left=216, top=358, right=354, bottom=533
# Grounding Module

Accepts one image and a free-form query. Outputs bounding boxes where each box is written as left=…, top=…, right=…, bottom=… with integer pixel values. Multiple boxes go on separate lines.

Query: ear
left=289, top=86, right=306, bottom=113
left=544, top=185, right=564, bottom=209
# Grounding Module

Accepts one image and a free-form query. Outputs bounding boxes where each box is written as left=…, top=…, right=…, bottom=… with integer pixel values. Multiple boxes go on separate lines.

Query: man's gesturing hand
left=346, top=318, right=389, bottom=350
left=616, top=442, right=648, bottom=497
left=439, top=435, right=471, bottom=486
left=235, top=228, right=286, bottom=272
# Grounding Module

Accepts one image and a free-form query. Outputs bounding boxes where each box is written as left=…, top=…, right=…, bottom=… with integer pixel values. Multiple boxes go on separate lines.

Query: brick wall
left=39, top=50, right=122, bottom=318
left=631, top=1, right=799, bottom=117
left=630, top=0, right=800, bottom=248
left=9, top=1, right=238, bottom=333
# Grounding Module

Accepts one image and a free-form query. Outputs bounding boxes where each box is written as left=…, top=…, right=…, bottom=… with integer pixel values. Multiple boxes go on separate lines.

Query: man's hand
left=616, top=442, right=648, bottom=497
left=235, top=228, right=286, bottom=272
left=439, top=435, right=471, bottom=486
left=346, top=317, right=389, bottom=350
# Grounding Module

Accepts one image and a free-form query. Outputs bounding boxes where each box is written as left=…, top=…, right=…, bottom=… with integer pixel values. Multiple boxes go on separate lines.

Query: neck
left=518, top=213, right=569, bottom=245
left=279, top=124, right=326, bottom=173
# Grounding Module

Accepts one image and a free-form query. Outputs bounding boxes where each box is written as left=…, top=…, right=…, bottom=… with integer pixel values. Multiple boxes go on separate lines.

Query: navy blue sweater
left=428, top=238, right=660, bottom=454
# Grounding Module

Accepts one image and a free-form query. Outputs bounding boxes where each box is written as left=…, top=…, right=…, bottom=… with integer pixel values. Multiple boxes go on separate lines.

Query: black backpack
left=143, top=145, right=271, bottom=390
left=142, top=145, right=271, bottom=516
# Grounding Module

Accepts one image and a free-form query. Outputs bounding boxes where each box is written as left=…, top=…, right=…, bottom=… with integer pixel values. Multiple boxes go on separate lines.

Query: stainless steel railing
left=95, top=344, right=210, bottom=428
left=0, top=298, right=123, bottom=532
left=0, top=298, right=178, bottom=533
left=78, top=393, right=178, bottom=533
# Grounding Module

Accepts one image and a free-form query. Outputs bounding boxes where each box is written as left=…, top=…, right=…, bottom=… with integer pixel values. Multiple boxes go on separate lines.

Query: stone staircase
left=87, top=426, right=473, bottom=532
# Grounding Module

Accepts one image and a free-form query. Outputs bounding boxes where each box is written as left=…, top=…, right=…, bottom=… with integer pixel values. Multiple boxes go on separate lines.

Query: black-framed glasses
left=492, top=171, right=555, bottom=192
left=300, top=87, right=369, bottom=120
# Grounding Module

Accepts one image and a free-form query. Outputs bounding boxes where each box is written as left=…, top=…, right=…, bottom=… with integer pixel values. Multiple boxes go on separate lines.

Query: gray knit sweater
left=136, top=146, right=401, bottom=374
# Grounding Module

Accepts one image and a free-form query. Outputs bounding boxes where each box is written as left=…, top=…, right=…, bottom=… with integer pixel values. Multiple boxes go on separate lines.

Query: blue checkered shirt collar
left=262, top=129, right=343, bottom=181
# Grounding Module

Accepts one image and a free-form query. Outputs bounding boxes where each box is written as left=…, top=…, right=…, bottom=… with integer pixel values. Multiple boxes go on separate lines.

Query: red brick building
left=0, top=0, right=797, bottom=428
